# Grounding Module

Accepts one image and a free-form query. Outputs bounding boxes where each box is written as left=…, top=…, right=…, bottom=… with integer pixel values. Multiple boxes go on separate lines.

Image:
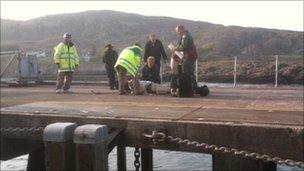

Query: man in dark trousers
left=141, top=56, right=160, bottom=84
left=171, top=25, right=198, bottom=97
left=144, top=33, right=167, bottom=75
left=102, top=44, right=118, bottom=90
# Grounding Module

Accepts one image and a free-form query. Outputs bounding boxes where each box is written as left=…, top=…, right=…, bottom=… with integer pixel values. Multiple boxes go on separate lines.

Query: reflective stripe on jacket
left=114, top=45, right=142, bottom=77
left=54, top=42, right=79, bottom=72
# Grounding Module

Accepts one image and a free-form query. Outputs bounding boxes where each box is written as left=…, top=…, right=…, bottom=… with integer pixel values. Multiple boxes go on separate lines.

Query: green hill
left=1, top=10, right=303, bottom=58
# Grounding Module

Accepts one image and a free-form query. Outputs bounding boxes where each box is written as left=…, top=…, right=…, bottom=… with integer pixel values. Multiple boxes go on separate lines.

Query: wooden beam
left=1, top=113, right=303, bottom=162
left=117, top=146, right=126, bottom=171
left=212, top=153, right=276, bottom=171
left=27, top=147, right=46, bottom=171
left=107, top=128, right=124, bottom=154
left=141, top=148, right=153, bottom=171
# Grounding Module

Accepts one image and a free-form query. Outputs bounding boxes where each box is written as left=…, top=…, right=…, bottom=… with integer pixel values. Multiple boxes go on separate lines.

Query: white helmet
left=63, top=32, right=71, bottom=38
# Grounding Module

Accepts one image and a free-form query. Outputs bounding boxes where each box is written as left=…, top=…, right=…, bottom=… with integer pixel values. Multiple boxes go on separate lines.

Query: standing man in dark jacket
left=171, top=25, right=198, bottom=96
left=144, top=34, right=167, bottom=74
left=103, top=44, right=118, bottom=90
left=141, top=56, right=160, bottom=84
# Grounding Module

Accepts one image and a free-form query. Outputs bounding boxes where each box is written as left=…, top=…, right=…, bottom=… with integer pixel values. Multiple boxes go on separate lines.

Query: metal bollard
left=43, top=122, right=77, bottom=171
left=74, top=124, right=109, bottom=171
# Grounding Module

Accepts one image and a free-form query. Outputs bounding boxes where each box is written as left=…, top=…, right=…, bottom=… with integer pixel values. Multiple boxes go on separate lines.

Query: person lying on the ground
left=127, top=80, right=170, bottom=95
left=127, top=79, right=209, bottom=97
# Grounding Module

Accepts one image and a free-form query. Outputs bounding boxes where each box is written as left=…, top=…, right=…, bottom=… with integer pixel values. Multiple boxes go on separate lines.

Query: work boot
left=119, top=91, right=126, bottom=95
left=171, top=88, right=178, bottom=97
left=55, top=89, right=62, bottom=94
left=63, top=89, right=73, bottom=94
left=115, top=81, right=119, bottom=89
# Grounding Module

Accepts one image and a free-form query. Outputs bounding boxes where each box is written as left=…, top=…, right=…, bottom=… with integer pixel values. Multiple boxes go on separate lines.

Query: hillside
left=1, top=10, right=303, bottom=58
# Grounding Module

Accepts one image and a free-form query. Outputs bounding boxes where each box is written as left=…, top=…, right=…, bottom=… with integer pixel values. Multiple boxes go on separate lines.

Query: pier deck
left=1, top=85, right=303, bottom=169
left=1, top=85, right=303, bottom=125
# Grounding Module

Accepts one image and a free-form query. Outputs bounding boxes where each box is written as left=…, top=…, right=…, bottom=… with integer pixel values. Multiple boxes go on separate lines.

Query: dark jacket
left=141, top=64, right=161, bottom=84
left=144, top=39, right=167, bottom=63
left=103, top=49, right=118, bottom=67
left=177, top=31, right=197, bottom=61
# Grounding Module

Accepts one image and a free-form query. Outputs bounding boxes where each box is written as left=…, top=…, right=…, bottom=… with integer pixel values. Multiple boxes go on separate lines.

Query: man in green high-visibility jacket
left=114, top=43, right=143, bottom=95
left=54, top=32, right=79, bottom=94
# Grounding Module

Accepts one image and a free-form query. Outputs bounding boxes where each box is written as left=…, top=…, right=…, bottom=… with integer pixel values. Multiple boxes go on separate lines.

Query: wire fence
left=193, top=55, right=303, bottom=87
left=0, top=51, right=20, bottom=81
left=1, top=51, right=302, bottom=86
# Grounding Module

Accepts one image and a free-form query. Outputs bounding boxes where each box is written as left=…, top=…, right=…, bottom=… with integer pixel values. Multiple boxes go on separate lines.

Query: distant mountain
left=1, top=10, right=303, bottom=58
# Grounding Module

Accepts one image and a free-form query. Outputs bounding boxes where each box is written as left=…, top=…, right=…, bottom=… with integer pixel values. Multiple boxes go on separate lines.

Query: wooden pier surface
left=1, top=85, right=303, bottom=125
left=1, top=85, right=303, bottom=161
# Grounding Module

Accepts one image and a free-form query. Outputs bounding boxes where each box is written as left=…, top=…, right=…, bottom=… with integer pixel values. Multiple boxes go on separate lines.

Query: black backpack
left=195, top=85, right=209, bottom=96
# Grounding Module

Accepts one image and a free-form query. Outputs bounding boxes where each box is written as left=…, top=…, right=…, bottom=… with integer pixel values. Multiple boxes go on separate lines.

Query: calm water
left=1, top=147, right=303, bottom=171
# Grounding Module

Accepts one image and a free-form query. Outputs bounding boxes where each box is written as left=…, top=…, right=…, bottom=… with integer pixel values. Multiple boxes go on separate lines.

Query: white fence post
left=275, top=55, right=278, bottom=87
left=195, top=59, right=198, bottom=83
left=234, top=56, right=237, bottom=87
left=160, top=61, right=163, bottom=83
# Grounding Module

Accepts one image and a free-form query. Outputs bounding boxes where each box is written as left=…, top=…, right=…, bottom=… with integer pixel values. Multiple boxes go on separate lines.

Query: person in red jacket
left=171, top=25, right=198, bottom=96
left=175, top=25, right=197, bottom=77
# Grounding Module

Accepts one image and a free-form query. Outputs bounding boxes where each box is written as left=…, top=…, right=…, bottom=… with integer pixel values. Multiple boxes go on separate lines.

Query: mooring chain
left=0, top=127, right=44, bottom=133
left=134, top=147, right=141, bottom=171
left=142, top=131, right=304, bottom=169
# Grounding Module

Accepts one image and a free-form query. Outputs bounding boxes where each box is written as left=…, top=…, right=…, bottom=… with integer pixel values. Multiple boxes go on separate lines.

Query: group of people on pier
left=54, top=25, right=200, bottom=97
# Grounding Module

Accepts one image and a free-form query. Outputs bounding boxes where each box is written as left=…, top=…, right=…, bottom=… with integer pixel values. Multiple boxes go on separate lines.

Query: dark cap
left=175, top=25, right=185, bottom=31
left=105, top=44, right=114, bottom=48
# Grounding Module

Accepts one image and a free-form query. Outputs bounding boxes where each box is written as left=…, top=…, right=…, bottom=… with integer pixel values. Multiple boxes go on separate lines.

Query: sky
left=1, top=1, right=303, bottom=31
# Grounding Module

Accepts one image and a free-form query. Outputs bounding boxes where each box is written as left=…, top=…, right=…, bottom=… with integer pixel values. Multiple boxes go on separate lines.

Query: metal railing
left=0, top=51, right=19, bottom=78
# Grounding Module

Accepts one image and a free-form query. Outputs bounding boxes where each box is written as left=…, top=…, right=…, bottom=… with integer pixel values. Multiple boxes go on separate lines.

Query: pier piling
left=43, top=122, right=77, bottom=171
left=26, top=147, right=46, bottom=171
left=117, top=146, right=127, bottom=171
left=141, top=148, right=153, bottom=171
left=74, top=124, right=109, bottom=171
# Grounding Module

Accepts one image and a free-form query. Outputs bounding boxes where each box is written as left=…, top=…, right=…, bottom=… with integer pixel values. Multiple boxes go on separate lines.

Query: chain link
left=0, top=127, right=44, bottom=133
left=143, top=131, right=304, bottom=169
left=134, top=147, right=141, bottom=171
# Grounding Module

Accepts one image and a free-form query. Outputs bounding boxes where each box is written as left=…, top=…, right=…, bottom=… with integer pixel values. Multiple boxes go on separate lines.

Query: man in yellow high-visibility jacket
left=114, top=43, right=143, bottom=95
left=54, top=32, right=79, bottom=93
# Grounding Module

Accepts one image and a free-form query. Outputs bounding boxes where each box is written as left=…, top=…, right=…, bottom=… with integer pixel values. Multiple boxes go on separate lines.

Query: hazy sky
left=1, top=1, right=303, bottom=31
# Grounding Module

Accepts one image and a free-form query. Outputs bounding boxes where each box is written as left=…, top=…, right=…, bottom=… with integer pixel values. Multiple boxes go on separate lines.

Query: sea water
left=1, top=147, right=303, bottom=171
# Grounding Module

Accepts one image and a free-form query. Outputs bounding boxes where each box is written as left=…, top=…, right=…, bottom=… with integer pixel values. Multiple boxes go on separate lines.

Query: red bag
left=186, top=45, right=198, bottom=61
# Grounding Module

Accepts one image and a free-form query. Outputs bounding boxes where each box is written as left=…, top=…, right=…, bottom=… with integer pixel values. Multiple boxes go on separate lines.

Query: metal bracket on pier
left=142, top=131, right=166, bottom=144
left=43, top=122, right=77, bottom=171
left=74, top=124, right=109, bottom=171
